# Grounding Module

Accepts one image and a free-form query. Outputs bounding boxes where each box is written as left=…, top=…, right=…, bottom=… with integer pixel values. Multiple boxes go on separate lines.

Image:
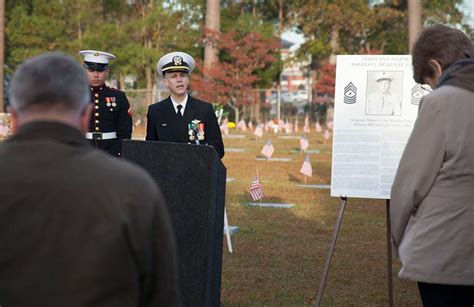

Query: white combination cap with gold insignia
left=157, top=51, right=195, bottom=78
left=375, top=72, right=393, bottom=82
left=79, top=50, right=116, bottom=71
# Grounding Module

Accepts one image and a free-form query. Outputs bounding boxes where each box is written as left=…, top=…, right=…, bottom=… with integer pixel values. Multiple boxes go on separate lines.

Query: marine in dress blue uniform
left=146, top=52, right=224, bottom=158
left=80, top=50, right=132, bottom=157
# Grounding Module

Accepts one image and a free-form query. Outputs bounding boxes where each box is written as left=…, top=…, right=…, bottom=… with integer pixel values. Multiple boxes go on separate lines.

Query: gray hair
left=9, top=53, right=90, bottom=112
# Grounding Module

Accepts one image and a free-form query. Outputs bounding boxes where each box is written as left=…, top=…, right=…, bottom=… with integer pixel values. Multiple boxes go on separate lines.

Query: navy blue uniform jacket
left=146, top=96, right=224, bottom=158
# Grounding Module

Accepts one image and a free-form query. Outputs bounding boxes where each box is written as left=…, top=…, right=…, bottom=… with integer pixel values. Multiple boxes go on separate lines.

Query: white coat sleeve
left=390, top=96, right=445, bottom=250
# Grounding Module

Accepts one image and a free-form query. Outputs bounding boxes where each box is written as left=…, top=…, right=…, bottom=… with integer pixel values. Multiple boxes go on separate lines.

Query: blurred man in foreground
left=0, top=53, right=180, bottom=307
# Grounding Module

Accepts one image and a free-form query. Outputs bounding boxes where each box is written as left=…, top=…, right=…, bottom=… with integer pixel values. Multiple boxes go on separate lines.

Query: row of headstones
left=220, top=118, right=334, bottom=135
left=224, top=150, right=331, bottom=211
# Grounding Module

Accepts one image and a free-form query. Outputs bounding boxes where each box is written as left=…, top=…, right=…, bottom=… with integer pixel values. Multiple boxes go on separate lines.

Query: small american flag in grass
left=250, top=176, right=264, bottom=201
left=260, top=139, right=274, bottom=159
left=324, top=129, right=331, bottom=140
left=300, top=155, right=313, bottom=177
left=303, top=115, right=310, bottom=133
left=299, top=136, right=309, bottom=151
left=254, top=125, right=263, bottom=138
left=315, top=122, right=322, bottom=133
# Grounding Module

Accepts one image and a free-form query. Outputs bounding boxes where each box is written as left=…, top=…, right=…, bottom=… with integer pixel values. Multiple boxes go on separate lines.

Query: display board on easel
left=316, top=55, right=430, bottom=307
left=330, top=55, right=428, bottom=199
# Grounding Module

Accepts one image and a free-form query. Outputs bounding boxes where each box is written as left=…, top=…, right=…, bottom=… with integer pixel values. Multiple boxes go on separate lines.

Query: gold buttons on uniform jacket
left=95, top=106, right=99, bottom=109
left=95, top=93, right=99, bottom=97
left=95, top=100, right=99, bottom=103
left=95, top=113, right=99, bottom=116
left=95, top=127, right=99, bottom=131
left=95, top=120, right=99, bottom=124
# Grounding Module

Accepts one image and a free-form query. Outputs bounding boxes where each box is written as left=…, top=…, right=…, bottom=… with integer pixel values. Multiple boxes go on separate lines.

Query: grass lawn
left=1, top=118, right=422, bottom=305
left=217, top=129, right=421, bottom=306
left=132, top=124, right=421, bottom=306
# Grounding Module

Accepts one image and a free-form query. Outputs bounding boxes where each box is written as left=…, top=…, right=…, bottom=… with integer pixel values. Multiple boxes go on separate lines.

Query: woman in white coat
left=391, top=25, right=474, bottom=306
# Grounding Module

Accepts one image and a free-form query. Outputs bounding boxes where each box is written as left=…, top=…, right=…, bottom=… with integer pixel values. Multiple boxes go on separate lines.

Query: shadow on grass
left=249, top=137, right=262, bottom=141
left=235, top=192, right=288, bottom=205
left=287, top=172, right=303, bottom=183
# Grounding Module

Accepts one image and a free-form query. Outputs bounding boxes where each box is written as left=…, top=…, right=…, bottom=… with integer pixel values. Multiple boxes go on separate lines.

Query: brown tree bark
left=276, top=0, right=283, bottom=122
left=408, top=0, right=421, bottom=52
left=144, top=0, right=154, bottom=105
left=329, top=25, right=339, bottom=65
left=204, top=0, right=220, bottom=70
left=0, top=0, right=5, bottom=111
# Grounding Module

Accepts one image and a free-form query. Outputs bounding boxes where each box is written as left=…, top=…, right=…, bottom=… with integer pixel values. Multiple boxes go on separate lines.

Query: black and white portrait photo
left=366, top=71, right=403, bottom=116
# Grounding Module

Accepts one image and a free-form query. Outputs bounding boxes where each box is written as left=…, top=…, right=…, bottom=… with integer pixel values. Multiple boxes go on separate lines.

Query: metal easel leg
left=315, top=196, right=348, bottom=306
left=386, top=199, right=394, bottom=307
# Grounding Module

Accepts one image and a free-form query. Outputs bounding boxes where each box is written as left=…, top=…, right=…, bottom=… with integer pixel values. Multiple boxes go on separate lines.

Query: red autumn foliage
left=191, top=29, right=279, bottom=110
left=314, top=63, right=336, bottom=97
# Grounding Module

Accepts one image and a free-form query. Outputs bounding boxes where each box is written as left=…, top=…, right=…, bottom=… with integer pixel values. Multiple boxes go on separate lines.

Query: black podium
left=123, top=140, right=226, bottom=307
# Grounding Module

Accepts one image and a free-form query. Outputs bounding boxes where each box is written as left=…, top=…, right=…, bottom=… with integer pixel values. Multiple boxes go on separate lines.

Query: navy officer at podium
left=146, top=52, right=224, bottom=159
left=80, top=50, right=132, bottom=157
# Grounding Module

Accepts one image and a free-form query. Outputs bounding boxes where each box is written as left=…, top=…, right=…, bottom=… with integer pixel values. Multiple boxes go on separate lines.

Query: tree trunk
left=230, top=104, right=239, bottom=124
left=229, top=97, right=239, bottom=124
left=0, top=0, right=5, bottom=111
left=204, top=0, right=220, bottom=70
left=362, top=28, right=370, bottom=53
left=276, top=84, right=281, bottom=122
left=252, top=0, right=257, bottom=28
left=141, top=1, right=154, bottom=106
left=310, top=68, right=317, bottom=100
left=254, top=90, right=260, bottom=123
left=276, top=0, right=283, bottom=122
left=77, top=1, right=82, bottom=49
left=408, top=0, right=421, bottom=52
left=145, top=63, right=153, bottom=106
left=119, top=74, right=125, bottom=90
left=152, top=82, right=157, bottom=104
left=329, top=24, right=339, bottom=65
left=278, top=0, right=283, bottom=35
left=250, top=91, right=255, bottom=121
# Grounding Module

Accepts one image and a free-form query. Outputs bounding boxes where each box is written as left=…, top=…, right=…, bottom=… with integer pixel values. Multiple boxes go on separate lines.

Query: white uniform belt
left=85, top=132, right=117, bottom=140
